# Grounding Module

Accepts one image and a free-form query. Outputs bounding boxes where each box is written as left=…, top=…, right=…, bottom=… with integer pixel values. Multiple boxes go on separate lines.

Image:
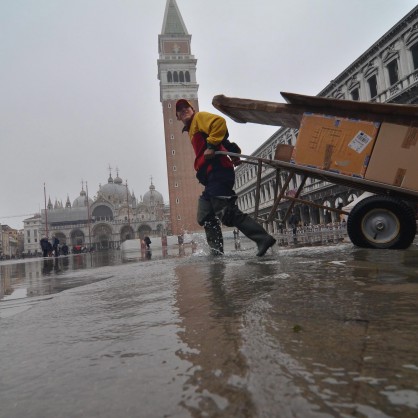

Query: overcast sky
left=1, top=0, right=417, bottom=229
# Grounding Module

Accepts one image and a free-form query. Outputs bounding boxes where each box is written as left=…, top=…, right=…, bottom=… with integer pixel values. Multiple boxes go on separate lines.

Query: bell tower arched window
left=185, top=71, right=190, bottom=82
left=167, top=71, right=172, bottom=82
left=173, top=71, right=178, bottom=82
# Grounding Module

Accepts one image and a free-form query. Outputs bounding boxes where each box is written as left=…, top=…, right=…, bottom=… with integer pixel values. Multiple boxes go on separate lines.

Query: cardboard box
left=274, top=144, right=294, bottom=162
left=293, top=113, right=380, bottom=177
left=365, top=122, right=418, bottom=191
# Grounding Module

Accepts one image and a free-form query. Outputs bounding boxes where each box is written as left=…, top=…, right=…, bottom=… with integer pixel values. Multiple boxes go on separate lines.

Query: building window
left=172, top=150, right=175, bottom=155
left=168, top=103, right=172, bottom=108
left=169, top=118, right=173, bottom=124
left=27, top=230, right=30, bottom=237
left=173, top=166, right=176, bottom=171
left=367, top=75, right=378, bottom=99
left=167, top=72, right=172, bottom=82
left=173, top=71, right=179, bottom=82
left=177, top=215, right=181, bottom=220
left=411, top=42, right=418, bottom=70
left=176, top=198, right=180, bottom=204
left=175, top=182, right=179, bottom=187
left=350, top=88, right=359, bottom=101
left=179, top=71, right=184, bottom=82
left=170, top=134, right=174, bottom=140
left=387, top=59, right=399, bottom=85
left=185, top=71, right=190, bottom=82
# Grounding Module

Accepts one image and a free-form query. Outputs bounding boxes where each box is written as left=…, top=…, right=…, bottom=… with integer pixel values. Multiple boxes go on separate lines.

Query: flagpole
left=86, top=181, right=92, bottom=250
left=44, top=183, right=49, bottom=239
left=126, top=180, right=131, bottom=228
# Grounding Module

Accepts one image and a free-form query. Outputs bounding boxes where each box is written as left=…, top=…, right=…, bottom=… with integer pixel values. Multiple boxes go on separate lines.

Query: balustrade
left=274, top=222, right=348, bottom=247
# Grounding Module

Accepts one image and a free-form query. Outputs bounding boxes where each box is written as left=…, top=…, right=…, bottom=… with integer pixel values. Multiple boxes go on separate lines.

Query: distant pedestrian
left=144, top=236, right=151, bottom=249
left=52, top=237, right=60, bottom=257
left=61, top=243, right=69, bottom=256
left=47, top=241, right=53, bottom=257
left=289, top=212, right=300, bottom=236
left=40, top=237, right=49, bottom=258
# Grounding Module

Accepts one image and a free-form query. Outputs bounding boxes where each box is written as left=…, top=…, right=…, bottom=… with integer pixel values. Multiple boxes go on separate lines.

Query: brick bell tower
left=158, top=0, right=202, bottom=236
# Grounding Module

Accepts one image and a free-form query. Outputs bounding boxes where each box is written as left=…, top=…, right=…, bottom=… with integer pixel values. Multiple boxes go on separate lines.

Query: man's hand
left=231, top=157, right=242, bottom=166
left=204, top=148, right=215, bottom=160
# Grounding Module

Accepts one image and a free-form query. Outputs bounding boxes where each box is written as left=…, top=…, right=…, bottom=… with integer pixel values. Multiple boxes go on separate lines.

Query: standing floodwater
left=1, top=239, right=418, bottom=417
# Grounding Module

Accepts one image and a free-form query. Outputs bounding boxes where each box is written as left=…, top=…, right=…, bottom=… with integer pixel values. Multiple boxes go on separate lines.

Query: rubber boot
left=204, top=218, right=224, bottom=256
left=210, top=197, right=276, bottom=257
left=236, top=216, right=276, bottom=256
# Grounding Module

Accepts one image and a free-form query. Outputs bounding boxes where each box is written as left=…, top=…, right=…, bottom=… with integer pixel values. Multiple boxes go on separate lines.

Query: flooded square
left=1, top=238, right=418, bottom=417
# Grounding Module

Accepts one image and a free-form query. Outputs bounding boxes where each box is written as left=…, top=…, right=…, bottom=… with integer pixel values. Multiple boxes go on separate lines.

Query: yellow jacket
left=186, top=111, right=228, bottom=148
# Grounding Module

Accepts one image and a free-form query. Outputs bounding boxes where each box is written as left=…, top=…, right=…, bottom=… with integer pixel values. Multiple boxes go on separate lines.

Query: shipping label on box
left=365, top=122, right=418, bottom=191
left=293, top=113, right=380, bottom=177
left=348, top=131, right=374, bottom=153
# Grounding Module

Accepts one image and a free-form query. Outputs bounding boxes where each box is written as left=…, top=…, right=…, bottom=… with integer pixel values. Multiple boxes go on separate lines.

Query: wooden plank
left=212, top=93, right=418, bottom=128
left=281, top=91, right=418, bottom=119
left=280, top=92, right=418, bottom=125
left=212, top=95, right=303, bottom=128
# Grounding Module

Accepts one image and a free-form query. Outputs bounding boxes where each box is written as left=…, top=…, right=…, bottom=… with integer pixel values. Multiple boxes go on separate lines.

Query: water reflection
left=0, top=243, right=203, bottom=302
left=0, top=252, right=123, bottom=301
left=174, top=260, right=255, bottom=416
left=247, top=245, right=418, bottom=417
left=171, top=245, right=418, bottom=417
left=120, top=242, right=197, bottom=261
left=173, top=258, right=279, bottom=416
left=1, top=241, right=418, bottom=417
left=349, top=248, right=418, bottom=284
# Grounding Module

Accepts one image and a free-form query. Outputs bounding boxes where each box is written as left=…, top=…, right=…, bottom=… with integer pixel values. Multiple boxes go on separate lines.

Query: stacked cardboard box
left=365, top=122, right=418, bottom=191
left=293, top=113, right=380, bottom=177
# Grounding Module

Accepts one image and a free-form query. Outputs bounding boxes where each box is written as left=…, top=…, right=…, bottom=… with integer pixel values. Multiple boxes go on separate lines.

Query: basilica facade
left=23, top=171, right=168, bottom=254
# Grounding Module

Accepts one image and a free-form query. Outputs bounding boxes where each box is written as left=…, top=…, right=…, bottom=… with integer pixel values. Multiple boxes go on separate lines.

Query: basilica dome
left=143, top=183, right=164, bottom=205
left=98, top=172, right=131, bottom=204
left=73, top=189, right=93, bottom=208
left=114, top=173, right=123, bottom=185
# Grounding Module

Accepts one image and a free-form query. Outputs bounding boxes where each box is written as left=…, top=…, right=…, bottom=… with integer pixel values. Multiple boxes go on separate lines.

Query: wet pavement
left=1, top=237, right=418, bottom=417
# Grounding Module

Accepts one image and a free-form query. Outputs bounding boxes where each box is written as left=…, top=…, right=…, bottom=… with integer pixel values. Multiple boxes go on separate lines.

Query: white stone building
left=23, top=214, right=42, bottom=255
left=235, top=5, right=418, bottom=231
